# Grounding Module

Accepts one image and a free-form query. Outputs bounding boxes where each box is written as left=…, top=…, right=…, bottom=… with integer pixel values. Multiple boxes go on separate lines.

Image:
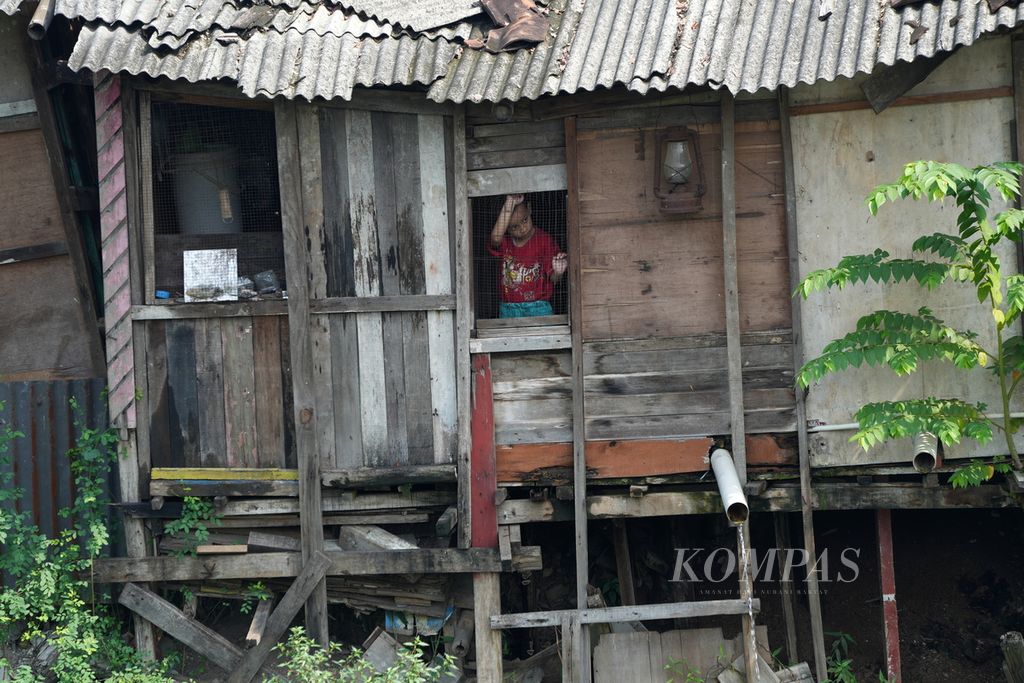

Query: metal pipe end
left=912, top=432, right=940, bottom=474
left=27, top=0, right=55, bottom=40
left=726, top=501, right=749, bottom=525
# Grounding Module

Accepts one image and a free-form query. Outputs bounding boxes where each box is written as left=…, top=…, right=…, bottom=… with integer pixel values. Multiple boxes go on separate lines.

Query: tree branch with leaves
left=796, top=161, right=1024, bottom=484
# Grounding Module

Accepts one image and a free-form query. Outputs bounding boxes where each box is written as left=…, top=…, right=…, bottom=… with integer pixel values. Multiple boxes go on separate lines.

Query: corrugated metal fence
left=0, top=378, right=109, bottom=539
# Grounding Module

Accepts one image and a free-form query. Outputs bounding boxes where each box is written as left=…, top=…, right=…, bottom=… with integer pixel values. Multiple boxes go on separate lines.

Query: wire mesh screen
left=472, top=191, right=569, bottom=324
left=151, top=100, right=284, bottom=301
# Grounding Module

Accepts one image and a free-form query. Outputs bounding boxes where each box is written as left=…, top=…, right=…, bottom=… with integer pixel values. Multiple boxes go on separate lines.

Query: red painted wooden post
left=470, top=353, right=497, bottom=549
left=877, top=509, right=902, bottom=682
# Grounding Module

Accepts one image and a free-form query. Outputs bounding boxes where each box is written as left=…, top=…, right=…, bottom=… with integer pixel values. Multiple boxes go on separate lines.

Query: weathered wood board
left=145, top=315, right=294, bottom=468
left=576, top=119, right=790, bottom=341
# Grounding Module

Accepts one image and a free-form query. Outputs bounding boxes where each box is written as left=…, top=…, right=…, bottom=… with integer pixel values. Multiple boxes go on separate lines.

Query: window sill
left=131, top=299, right=288, bottom=320
left=470, top=328, right=571, bottom=354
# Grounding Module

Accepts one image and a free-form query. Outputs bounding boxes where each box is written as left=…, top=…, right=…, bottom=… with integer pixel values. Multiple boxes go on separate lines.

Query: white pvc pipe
left=808, top=412, right=1024, bottom=433
left=710, top=448, right=749, bottom=525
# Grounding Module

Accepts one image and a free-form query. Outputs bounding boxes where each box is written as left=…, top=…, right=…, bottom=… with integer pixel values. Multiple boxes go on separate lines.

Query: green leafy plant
left=268, top=626, right=458, bottom=683
left=240, top=581, right=272, bottom=615
left=665, top=656, right=703, bottom=682
left=0, top=401, right=179, bottom=683
left=796, top=161, right=1024, bottom=479
left=163, top=495, right=221, bottom=556
left=822, top=632, right=893, bottom=683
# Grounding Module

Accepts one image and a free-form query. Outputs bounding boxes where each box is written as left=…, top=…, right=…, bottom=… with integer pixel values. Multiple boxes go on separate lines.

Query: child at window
left=489, top=193, right=567, bottom=318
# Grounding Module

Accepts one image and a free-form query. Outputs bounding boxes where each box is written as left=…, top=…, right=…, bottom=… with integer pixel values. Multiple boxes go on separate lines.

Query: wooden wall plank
left=329, top=314, right=364, bottom=467
left=470, top=354, right=497, bottom=549
left=495, top=438, right=714, bottom=482
left=222, top=318, right=257, bottom=468
left=165, top=320, right=199, bottom=467
left=275, top=99, right=328, bottom=645
left=420, top=114, right=457, bottom=464
left=253, top=316, right=286, bottom=467
left=194, top=318, right=226, bottom=467
left=371, top=112, right=411, bottom=463
left=279, top=317, right=297, bottom=469
left=453, top=106, right=472, bottom=547
left=146, top=320, right=172, bottom=468
left=346, top=109, right=389, bottom=465
left=391, top=113, right=434, bottom=465
left=319, top=108, right=356, bottom=298
left=297, top=106, right=336, bottom=469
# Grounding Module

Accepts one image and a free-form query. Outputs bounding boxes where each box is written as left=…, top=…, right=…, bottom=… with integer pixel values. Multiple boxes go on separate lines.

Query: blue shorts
left=499, top=301, right=553, bottom=318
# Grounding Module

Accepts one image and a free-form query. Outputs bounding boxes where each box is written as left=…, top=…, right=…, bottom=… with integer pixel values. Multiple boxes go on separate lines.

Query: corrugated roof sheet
left=66, top=0, right=1024, bottom=103
left=0, top=0, right=26, bottom=15
left=70, top=22, right=462, bottom=100
left=429, top=0, right=1024, bottom=102
left=335, top=0, right=481, bottom=31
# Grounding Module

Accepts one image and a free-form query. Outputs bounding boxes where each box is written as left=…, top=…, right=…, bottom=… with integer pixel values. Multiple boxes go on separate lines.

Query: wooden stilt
left=773, top=513, right=799, bottom=666
left=473, top=572, right=504, bottom=683
left=876, top=509, right=901, bottom=683
left=612, top=520, right=636, bottom=606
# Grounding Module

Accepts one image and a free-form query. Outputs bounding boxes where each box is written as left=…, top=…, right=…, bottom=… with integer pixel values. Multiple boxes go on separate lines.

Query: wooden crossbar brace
left=490, top=599, right=761, bottom=629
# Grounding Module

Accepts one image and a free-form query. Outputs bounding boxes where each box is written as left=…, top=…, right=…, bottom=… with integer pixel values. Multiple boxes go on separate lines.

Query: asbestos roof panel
left=0, top=0, right=26, bottom=15
left=333, top=0, right=481, bottom=31
left=68, top=22, right=460, bottom=100
left=429, top=0, right=1024, bottom=102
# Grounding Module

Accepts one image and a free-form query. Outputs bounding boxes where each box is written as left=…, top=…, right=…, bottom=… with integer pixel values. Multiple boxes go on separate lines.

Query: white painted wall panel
left=791, top=65, right=1021, bottom=466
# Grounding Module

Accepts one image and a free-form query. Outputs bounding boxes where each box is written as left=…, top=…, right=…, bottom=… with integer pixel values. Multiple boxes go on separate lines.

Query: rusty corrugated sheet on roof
left=67, top=0, right=1024, bottom=102
left=428, top=0, right=1024, bottom=102
left=0, top=378, right=110, bottom=541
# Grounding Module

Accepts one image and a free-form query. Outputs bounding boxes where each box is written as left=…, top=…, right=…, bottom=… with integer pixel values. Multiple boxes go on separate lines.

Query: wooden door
left=277, top=100, right=460, bottom=470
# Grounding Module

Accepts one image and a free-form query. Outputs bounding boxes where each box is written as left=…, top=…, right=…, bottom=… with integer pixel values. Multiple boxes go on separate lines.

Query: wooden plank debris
left=492, top=599, right=761, bottom=629
left=228, top=551, right=332, bottom=683
left=337, top=525, right=419, bottom=552
left=245, top=599, right=275, bottom=647
left=119, top=583, right=242, bottom=672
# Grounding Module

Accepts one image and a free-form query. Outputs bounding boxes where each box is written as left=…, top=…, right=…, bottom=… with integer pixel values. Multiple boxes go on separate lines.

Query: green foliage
left=797, top=161, right=1024, bottom=471
left=664, top=656, right=703, bottom=683
left=949, top=457, right=1013, bottom=488
left=268, top=626, right=458, bottom=683
left=239, top=582, right=272, bottom=615
left=0, top=401, right=179, bottom=683
left=163, top=495, right=221, bottom=556
left=822, top=632, right=894, bottom=683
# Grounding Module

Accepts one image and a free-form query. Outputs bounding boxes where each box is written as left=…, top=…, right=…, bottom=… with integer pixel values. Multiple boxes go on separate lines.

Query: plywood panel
left=577, top=119, right=789, bottom=340
left=0, top=130, right=65, bottom=250
left=253, top=316, right=286, bottom=467
left=194, top=318, right=226, bottom=467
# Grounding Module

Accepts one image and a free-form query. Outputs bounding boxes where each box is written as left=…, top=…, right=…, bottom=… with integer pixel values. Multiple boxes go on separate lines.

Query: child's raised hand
left=551, top=252, right=568, bottom=275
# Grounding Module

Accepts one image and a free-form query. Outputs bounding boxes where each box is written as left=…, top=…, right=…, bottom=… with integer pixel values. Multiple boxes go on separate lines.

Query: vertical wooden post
left=275, top=99, right=329, bottom=646
left=473, top=572, right=504, bottom=683
left=778, top=85, right=829, bottom=680
left=773, top=512, right=799, bottom=666
left=720, top=91, right=757, bottom=683
left=453, top=107, right=474, bottom=549
left=470, top=353, right=503, bottom=680
left=612, top=520, right=636, bottom=606
left=877, top=509, right=901, bottom=683
left=565, top=115, right=591, bottom=682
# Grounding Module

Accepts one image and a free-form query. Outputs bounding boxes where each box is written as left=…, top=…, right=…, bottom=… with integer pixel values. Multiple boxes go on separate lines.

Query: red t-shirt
left=489, top=229, right=561, bottom=303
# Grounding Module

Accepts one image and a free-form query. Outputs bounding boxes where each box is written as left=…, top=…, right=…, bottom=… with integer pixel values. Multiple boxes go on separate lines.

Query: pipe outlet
left=912, top=432, right=941, bottom=474
left=710, top=448, right=749, bottom=525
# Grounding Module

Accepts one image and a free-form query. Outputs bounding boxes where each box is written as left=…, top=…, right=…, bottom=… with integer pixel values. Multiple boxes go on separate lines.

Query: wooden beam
left=131, top=301, right=289, bottom=320
left=774, top=513, right=799, bottom=667
left=565, top=114, right=591, bottom=683
left=473, top=572, right=504, bottom=682
left=471, top=354, right=498, bottom=549
left=276, top=99, right=328, bottom=644
left=495, top=438, right=714, bottom=483
left=455, top=106, right=473, bottom=550
left=308, top=294, right=456, bottom=314
left=119, top=583, right=243, bottom=671
left=322, top=464, right=456, bottom=488
left=245, top=599, right=275, bottom=647
left=152, top=467, right=298, bottom=480
left=876, top=510, right=902, bottom=683
left=0, top=240, right=68, bottom=266
left=469, top=334, right=572, bottom=354
left=93, top=549, right=504, bottom=583
left=612, top=521, right=636, bottom=606
left=491, top=598, right=761, bottom=629
left=788, top=86, right=1012, bottom=117
left=779, top=85, right=828, bottom=681
left=228, top=551, right=331, bottom=683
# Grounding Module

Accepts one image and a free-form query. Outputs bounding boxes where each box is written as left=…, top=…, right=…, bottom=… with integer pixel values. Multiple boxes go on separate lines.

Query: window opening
left=150, top=100, right=284, bottom=301
left=472, top=190, right=569, bottom=330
